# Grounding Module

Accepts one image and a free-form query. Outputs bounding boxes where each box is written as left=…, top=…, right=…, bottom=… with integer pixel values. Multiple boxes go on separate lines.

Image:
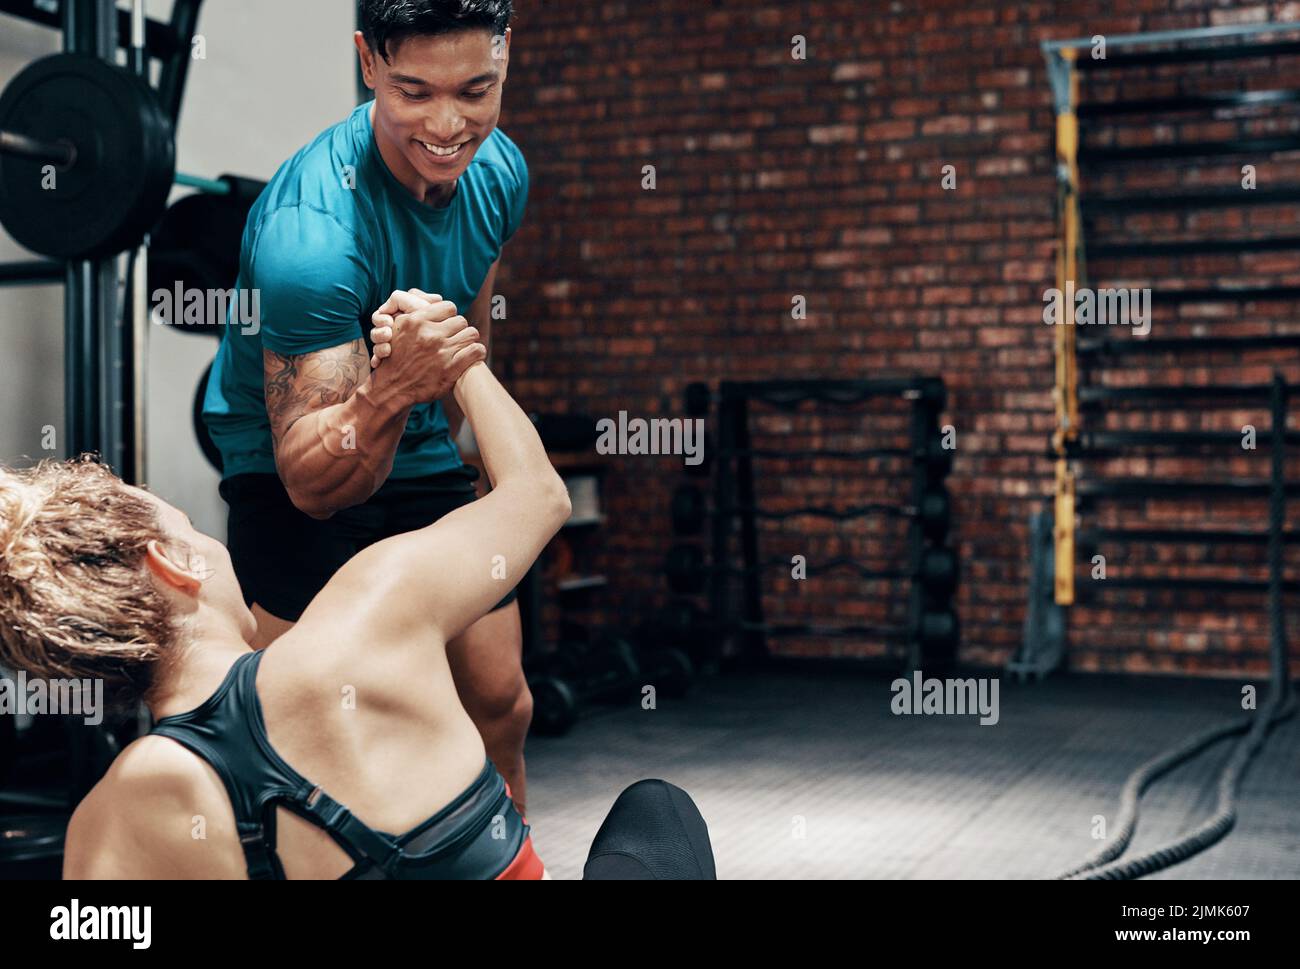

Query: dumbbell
left=665, top=544, right=709, bottom=595
left=671, top=484, right=707, bottom=535
left=633, top=600, right=715, bottom=674
left=919, top=435, right=954, bottom=478
left=578, top=634, right=643, bottom=702
left=657, top=599, right=711, bottom=651
left=916, top=546, right=958, bottom=596
left=580, top=633, right=692, bottom=700
left=918, top=609, right=960, bottom=651
left=916, top=489, right=951, bottom=542
left=529, top=676, right=580, bottom=736
left=526, top=635, right=645, bottom=737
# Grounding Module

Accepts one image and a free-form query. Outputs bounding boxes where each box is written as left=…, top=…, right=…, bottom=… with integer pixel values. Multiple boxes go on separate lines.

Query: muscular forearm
left=276, top=379, right=413, bottom=519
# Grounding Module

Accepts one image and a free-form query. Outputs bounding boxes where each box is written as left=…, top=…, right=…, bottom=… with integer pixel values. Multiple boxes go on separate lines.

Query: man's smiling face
left=357, top=27, right=510, bottom=197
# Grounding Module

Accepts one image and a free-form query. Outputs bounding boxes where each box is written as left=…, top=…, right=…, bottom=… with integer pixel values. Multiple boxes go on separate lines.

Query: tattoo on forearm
left=263, top=339, right=367, bottom=450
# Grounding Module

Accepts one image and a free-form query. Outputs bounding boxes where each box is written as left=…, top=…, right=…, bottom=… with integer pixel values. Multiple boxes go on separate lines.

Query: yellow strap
left=1055, top=112, right=1078, bottom=159
left=1054, top=460, right=1075, bottom=606
left=1052, top=51, right=1081, bottom=606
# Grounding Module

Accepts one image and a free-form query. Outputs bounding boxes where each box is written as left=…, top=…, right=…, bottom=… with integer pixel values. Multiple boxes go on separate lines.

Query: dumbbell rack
left=669, top=377, right=957, bottom=673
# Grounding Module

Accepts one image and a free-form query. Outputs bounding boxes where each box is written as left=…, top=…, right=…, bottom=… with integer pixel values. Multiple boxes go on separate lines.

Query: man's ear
left=354, top=31, right=377, bottom=89
left=498, top=27, right=511, bottom=78
left=145, top=540, right=203, bottom=595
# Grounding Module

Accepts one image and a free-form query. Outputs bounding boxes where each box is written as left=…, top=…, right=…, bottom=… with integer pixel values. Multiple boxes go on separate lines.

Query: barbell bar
left=174, top=171, right=233, bottom=196
left=0, top=130, right=76, bottom=168
left=0, top=128, right=227, bottom=193
left=0, top=125, right=234, bottom=222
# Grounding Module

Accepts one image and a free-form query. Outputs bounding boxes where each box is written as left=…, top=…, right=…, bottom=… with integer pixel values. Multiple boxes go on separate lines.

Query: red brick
left=495, top=0, right=1299, bottom=677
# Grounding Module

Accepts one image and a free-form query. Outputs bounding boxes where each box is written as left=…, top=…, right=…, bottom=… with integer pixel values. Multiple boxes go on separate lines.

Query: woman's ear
left=144, top=539, right=203, bottom=595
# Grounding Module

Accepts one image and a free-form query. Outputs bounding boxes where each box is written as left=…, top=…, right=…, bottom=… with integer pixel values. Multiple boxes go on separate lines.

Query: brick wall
left=493, top=0, right=1300, bottom=677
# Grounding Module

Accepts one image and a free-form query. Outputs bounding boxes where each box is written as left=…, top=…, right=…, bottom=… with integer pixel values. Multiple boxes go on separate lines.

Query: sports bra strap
left=297, top=786, right=405, bottom=878
left=239, top=817, right=286, bottom=880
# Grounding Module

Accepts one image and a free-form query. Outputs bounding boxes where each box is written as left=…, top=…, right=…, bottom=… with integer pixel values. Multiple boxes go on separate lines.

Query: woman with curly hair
left=0, top=315, right=566, bottom=878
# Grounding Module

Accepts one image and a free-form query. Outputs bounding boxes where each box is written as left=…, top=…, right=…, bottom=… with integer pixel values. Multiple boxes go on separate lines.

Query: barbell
left=0, top=53, right=241, bottom=261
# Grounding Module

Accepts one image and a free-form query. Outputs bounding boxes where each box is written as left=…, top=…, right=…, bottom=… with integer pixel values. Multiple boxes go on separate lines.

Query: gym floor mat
left=525, top=671, right=1300, bottom=880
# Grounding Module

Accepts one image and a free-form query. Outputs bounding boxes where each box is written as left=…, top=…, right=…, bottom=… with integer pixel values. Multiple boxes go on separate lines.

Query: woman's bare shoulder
left=63, top=736, right=241, bottom=879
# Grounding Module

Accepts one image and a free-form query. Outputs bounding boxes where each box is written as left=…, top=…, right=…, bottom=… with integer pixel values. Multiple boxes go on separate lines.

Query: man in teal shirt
left=203, top=0, right=535, bottom=812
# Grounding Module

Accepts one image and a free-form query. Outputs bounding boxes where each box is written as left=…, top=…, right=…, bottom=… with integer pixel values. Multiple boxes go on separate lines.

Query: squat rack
left=0, top=0, right=206, bottom=484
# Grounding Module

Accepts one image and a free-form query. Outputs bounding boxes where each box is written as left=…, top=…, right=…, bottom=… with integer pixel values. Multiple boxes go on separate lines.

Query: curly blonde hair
left=0, top=455, right=185, bottom=708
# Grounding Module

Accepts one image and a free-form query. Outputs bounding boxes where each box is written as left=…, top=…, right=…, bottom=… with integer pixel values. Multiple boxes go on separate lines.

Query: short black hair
left=360, top=0, right=513, bottom=62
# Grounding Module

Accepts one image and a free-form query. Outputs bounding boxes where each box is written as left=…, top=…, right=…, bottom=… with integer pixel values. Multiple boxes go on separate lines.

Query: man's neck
left=370, top=102, right=459, bottom=208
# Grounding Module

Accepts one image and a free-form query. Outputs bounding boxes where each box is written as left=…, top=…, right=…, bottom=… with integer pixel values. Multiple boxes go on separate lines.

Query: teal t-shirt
left=202, top=101, right=529, bottom=480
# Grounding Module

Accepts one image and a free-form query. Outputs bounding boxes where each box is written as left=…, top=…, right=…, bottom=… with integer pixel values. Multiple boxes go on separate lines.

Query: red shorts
left=496, top=835, right=546, bottom=880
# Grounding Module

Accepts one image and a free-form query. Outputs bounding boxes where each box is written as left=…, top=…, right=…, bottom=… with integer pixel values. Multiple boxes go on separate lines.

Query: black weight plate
left=919, top=609, right=959, bottom=649
left=193, top=361, right=224, bottom=474
left=149, top=191, right=262, bottom=335
left=671, top=483, right=706, bottom=535
left=654, top=647, right=693, bottom=699
left=662, top=598, right=706, bottom=645
left=0, top=814, right=68, bottom=863
left=919, top=490, right=950, bottom=541
left=665, top=544, right=706, bottom=595
left=547, top=642, right=586, bottom=681
left=600, top=636, right=642, bottom=681
left=0, top=53, right=175, bottom=259
left=918, top=546, right=958, bottom=593
left=529, top=676, right=578, bottom=736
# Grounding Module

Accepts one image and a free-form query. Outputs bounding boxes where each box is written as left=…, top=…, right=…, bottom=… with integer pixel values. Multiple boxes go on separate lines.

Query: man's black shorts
left=219, top=465, right=518, bottom=623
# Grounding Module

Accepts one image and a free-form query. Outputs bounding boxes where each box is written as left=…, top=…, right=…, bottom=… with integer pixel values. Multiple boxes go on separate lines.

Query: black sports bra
left=150, top=649, right=540, bottom=879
